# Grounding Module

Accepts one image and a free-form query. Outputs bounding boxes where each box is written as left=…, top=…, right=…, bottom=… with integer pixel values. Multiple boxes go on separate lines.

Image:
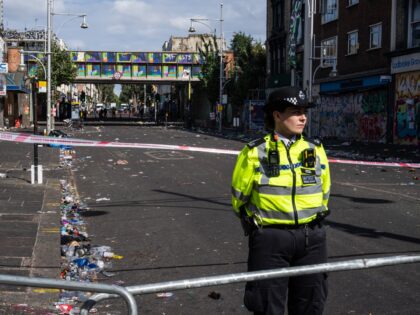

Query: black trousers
left=244, top=224, right=328, bottom=315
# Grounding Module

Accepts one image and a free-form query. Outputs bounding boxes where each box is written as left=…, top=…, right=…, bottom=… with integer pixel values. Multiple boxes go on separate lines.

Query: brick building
left=307, top=0, right=393, bottom=143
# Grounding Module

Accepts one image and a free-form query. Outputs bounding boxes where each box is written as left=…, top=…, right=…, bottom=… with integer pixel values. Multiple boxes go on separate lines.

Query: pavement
left=0, top=134, right=65, bottom=311
left=0, top=123, right=418, bottom=313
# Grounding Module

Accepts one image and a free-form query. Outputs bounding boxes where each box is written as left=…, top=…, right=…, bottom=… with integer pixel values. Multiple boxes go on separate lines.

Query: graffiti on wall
left=394, top=72, right=420, bottom=145
left=312, top=89, right=387, bottom=142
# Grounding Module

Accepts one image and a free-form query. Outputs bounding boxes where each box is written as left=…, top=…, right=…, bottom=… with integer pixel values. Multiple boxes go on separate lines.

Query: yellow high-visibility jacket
left=231, top=133, right=331, bottom=226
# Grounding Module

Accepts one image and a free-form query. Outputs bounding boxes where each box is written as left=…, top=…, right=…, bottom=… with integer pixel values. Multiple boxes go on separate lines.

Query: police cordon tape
left=1, top=131, right=419, bottom=168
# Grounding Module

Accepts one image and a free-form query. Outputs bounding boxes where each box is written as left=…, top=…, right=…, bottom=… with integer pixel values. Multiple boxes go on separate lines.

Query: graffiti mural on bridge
left=394, top=72, right=420, bottom=145
left=312, top=89, right=387, bottom=142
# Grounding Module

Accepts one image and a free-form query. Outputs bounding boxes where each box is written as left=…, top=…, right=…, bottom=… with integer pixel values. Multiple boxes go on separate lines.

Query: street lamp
left=189, top=3, right=224, bottom=132
left=303, top=0, right=338, bottom=137
left=19, top=50, right=47, bottom=184
left=47, top=0, right=88, bottom=134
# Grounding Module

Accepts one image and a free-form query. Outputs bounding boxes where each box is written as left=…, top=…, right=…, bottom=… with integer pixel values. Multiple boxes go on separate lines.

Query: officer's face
left=273, top=107, right=307, bottom=138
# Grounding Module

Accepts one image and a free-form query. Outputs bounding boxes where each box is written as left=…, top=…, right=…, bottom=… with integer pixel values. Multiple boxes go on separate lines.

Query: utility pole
left=47, top=0, right=52, bottom=134
left=218, top=3, right=224, bottom=133
left=0, top=0, right=4, bottom=32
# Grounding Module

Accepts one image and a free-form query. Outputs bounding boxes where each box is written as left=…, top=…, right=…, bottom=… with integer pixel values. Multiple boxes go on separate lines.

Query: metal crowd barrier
left=78, top=254, right=420, bottom=314
left=0, top=274, right=138, bottom=315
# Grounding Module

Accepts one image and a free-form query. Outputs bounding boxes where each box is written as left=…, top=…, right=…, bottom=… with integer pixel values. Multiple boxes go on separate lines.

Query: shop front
left=5, top=72, right=30, bottom=128
left=391, top=51, right=420, bottom=146
left=310, top=75, right=391, bottom=143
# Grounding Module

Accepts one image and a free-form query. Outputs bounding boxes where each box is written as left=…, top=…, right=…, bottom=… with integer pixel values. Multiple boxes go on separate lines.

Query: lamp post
left=19, top=50, right=47, bottom=184
left=303, top=0, right=337, bottom=136
left=47, top=0, right=88, bottom=134
left=189, top=3, right=224, bottom=132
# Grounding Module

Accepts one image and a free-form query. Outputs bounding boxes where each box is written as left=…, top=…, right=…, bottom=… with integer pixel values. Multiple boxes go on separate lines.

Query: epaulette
left=247, top=137, right=266, bottom=149
left=305, top=136, right=322, bottom=147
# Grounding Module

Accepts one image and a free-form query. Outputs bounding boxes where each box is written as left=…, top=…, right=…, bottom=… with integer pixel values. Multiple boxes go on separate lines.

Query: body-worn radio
left=302, top=148, right=316, bottom=168
left=267, top=149, right=280, bottom=177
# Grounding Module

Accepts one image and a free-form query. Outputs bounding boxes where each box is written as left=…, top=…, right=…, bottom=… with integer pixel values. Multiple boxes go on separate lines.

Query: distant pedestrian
left=231, top=86, right=331, bottom=315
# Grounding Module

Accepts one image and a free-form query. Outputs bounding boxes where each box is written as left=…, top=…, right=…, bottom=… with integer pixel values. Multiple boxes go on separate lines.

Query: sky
left=4, top=0, right=266, bottom=52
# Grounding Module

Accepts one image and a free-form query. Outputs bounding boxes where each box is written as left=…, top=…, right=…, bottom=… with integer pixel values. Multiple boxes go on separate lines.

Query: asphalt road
left=67, top=125, right=419, bottom=315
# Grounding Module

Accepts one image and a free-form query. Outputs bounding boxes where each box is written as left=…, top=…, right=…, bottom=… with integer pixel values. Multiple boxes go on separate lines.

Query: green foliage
left=119, top=84, right=144, bottom=104
left=96, top=84, right=117, bottom=104
left=197, top=34, right=221, bottom=106
left=228, top=32, right=266, bottom=111
left=196, top=32, right=266, bottom=112
left=37, top=41, right=77, bottom=88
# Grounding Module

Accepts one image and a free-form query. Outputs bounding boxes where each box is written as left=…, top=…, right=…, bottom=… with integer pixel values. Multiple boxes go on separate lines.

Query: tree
left=96, top=84, right=116, bottom=104
left=197, top=34, right=221, bottom=106
left=228, top=32, right=266, bottom=113
left=36, top=41, right=77, bottom=88
left=196, top=32, right=266, bottom=115
left=119, top=84, right=145, bottom=105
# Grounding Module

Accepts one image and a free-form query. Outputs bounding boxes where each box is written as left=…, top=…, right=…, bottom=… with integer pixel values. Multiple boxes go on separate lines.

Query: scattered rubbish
left=49, top=129, right=68, bottom=138
left=156, top=292, right=174, bottom=298
left=55, top=149, right=122, bottom=312
left=56, top=303, right=73, bottom=313
left=0, top=173, right=6, bottom=178
left=32, top=288, right=60, bottom=294
left=208, top=291, right=221, bottom=300
left=101, top=270, right=117, bottom=277
left=115, top=159, right=128, bottom=165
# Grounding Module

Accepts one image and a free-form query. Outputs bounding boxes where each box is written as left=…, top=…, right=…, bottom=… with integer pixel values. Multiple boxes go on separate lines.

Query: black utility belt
left=261, top=220, right=324, bottom=230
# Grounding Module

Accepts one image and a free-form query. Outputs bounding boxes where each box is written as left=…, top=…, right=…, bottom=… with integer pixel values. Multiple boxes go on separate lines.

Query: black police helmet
left=265, top=87, right=314, bottom=113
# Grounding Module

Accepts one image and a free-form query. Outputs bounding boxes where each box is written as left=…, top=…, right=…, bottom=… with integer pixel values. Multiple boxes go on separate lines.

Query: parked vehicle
left=120, top=103, right=129, bottom=112
left=95, top=103, right=104, bottom=113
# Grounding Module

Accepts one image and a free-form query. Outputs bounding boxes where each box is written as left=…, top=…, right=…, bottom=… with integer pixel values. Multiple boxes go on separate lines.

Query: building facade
left=266, top=0, right=296, bottom=95
left=307, top=0, right=394, bottom=143
left=266, top=1, right=419, bottom=145
left=389, top=0, right=420, bottom=145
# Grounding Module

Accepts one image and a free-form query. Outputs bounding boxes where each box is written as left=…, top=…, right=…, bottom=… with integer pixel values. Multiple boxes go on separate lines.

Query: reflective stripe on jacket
left=231, top=134, right=331, bottom=226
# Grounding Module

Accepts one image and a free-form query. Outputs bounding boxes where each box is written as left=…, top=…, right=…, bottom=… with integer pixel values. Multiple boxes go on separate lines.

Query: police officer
left=231, top=86, right=331, bottom=315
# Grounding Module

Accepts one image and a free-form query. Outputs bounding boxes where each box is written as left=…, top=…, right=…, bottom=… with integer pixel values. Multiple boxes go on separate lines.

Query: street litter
left=96, top=197, right=110, bottom=201
left=208, top=291, right=221, bottom=299
left=156, top=292, right=174, bottom=298
left=0, top=173, right=6, bottom=178
left=55, top=148, right=123, bottom=312
left=115, top=159, right=128, bottom=165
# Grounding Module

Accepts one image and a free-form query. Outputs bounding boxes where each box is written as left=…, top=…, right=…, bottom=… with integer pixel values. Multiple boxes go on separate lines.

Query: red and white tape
left=0, top=132, right=239, bottom=155
left=1, top=132, right=419, bottom=168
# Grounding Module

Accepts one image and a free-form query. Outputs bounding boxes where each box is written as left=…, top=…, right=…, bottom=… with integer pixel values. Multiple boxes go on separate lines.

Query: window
left=348, top=0, right=359, bottom=6
left=409, top=0, right=420, bottom=47
left=321, top=36, right=337, bottom=67
left=347, top=31, right=358, bottom=54
left=272, top=0, right=284, bottom=30
left=369, top=23, right=382, bottom=49
left=321, top=0, right=338, bottom=24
